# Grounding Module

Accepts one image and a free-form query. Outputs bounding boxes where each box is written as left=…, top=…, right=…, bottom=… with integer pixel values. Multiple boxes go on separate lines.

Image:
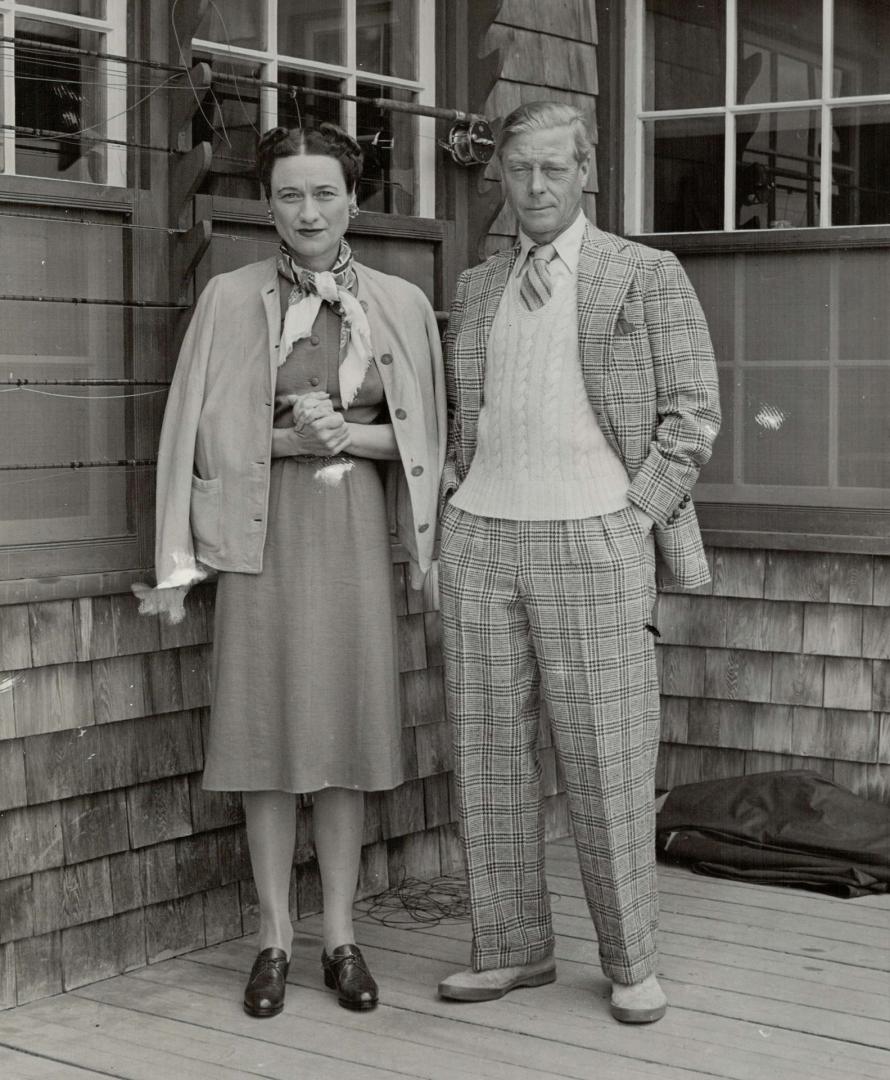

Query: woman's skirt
left=202, top=454, right=403, bottom=793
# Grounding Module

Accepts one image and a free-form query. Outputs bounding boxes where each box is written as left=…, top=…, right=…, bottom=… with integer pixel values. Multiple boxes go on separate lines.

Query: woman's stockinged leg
left=243, top=789, right=298, bottom=955
left=313, top=786, right=364, bottom=950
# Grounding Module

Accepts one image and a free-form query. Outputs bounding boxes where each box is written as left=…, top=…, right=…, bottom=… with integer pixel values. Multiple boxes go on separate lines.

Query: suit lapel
left=260, top=258, right=282, bottom=383
left=576, top=225, right=636, bottom=413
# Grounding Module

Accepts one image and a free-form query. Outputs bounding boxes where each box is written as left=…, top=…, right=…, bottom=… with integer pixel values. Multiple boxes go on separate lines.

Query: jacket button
left=360, top=300, right=369, bottom=312
left=394, top=408, right=407, bottom=420
left=380, top=353, right=393, bottom=365
left=418, top=523, right=429, bottom=533
left=411, top=465, right=424, bottom=476
left=310, top=334, right=320, bottom=346
left=310, top=376, right=320, bottom=386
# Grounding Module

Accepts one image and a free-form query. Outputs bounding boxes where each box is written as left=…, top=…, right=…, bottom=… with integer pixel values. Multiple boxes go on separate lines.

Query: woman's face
left=268, top=153, right=352, bottom=271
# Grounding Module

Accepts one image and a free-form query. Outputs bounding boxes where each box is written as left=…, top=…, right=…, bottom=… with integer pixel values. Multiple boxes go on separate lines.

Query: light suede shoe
left=610, top=974, right=667, bottom=1023
left=438, top=958, right=556, bottom=1002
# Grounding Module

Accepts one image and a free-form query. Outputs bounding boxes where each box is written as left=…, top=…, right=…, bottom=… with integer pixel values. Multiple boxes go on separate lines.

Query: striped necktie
left=519, top=243, right=556, bottom=311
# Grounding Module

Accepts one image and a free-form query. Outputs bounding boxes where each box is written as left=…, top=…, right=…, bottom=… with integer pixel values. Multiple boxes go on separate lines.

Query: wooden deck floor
left=1, top=837, right=889, bottom=1079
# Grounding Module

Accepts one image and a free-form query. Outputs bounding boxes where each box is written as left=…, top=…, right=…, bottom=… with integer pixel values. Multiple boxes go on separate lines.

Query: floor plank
left=0, top=850, right=887, bottom=1080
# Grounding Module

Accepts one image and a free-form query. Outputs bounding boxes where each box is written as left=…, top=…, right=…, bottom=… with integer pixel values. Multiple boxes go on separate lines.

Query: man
left=437, top=101, right=720, bottom=1023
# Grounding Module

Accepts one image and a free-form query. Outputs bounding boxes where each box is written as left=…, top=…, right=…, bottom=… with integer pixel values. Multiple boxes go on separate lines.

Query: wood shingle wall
left=656, top=547, right=890, bottom=803
left=0, top=562, right=569, bottom=1008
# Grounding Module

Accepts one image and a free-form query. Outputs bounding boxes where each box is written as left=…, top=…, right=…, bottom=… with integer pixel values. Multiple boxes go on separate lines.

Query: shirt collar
left=515, top=210, right=587, bottom=277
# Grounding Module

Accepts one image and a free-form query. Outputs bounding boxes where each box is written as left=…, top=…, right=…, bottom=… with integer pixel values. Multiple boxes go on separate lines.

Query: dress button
left=418, top=523, right=429, bottom=533
left=394, top=408, right=407, bottom=420
left=380, top=353, right=393, bottom=365
left=411, top=465, right=424, bottom=477
left=310, top=334, right=320, bottom=346
left=310, top=376, right=320, bottom=386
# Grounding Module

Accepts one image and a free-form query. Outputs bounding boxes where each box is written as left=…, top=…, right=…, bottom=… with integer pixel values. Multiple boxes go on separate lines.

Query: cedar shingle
left=144, top=895, right=204, bottom=964
left=414, top=719, right=452, bottom=777
left=361, top=791, right=383, bottom=847
left=687, top=699, right=754, bottom=750
left=791, top=707, right=878, bottom=763
left=771, top=653, right=824, bottom=707
left=142, top=649, right=184, bottom=714
left=0, top=604, right=32, bottom=670
left=424, top=610, right=444, bottom=668
left=110, top=594, right=161, bottom=657
left=423, top=773, right=452, bottom=829
left=61, top=909, right=146, bottom=991
left=175, top=832, right=220, bottom=896
left=0, top=942, right=13, bottom=1009
left=438, top=822, right=464, bottom=876
left=710, top=548, right=765, bottom=598
left=397, top=612, right=428, bottom=673
left=133, top=709, right=203, bottom=783
left=748, top=702, right=795, bottom=754
left=91, top=654, right=147, bottom=725
left=25, top=721, right=137, bottom=803
left=400, top=667, right=445, bottom=727
left=14, top=930, right=62, bottom=1004
left=0, top=876, right=33, bottom=944
left=14, top=662, right=94, bottom=738
left=873, top=660, right=890, bottom=711
left=74, top=595, right=115, bottom=661
left=823, top=657, right=872, bottom=711
left=386, top=829, right=440, bottom=885
left=139, top=841, right=178, bottom=906
left=203, top=883, right=242, bottom=946
left=660, top=645, right=706, bottom=697
left=0, top=740, right=27, bottom=811
left=659, top=696, right=689, bottom=743
left=31, top=859, right=113, bottom=936
left=724, top=598, right=803, bottom=653
left=862, top=607, right=890, bottom=660
left=803, top=604, right=863, bottom=658
left=295, top=860, right=322, bottom=920
left=874, top=558, right=890, bottom=606
left=27, top=601, right=77, bottom=668
left=381, top=778, right=425, bottom=839
left=765, top=551, right=830, bottom=602
left=178, top=645, right=211, bottom=709
left=108, top=850, right=143, bottom=913
left=357, top=840, right=389, bottom=900
left=880, top=715, right=890, bottom=765
left=127, top=776, right=192, bottom=849
left=188, top=774, right=243, bottom=833
left=158, top=583, right=213, bottom=650
left=497, top=0, right=596, bottom=40
left=217, top=826, right=251, bottom=886
left=829, top=554, right=874, bottom=605
left=0, top=803, right=64, bottom=879
left=61, top=789, right=129, bottom=864
left=704, top=648, right=773, bottom=703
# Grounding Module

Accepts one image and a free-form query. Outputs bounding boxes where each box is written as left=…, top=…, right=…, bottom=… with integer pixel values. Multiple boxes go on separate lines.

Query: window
left=624, top=0, right=890, bottom=233
left=190, top=0, right=435, bottom=216
left=1, top=0, right=127, bottom=186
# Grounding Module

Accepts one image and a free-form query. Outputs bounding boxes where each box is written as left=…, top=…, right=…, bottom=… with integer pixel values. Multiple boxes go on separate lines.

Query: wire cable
left=355, top=874, right=471, bottom=929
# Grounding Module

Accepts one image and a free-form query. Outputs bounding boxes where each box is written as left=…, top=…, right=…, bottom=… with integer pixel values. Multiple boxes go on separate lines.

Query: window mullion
left=344, top=0, right=357, bottom=134
left=724, top=0, right=738, bottom=231
left=623, top=0, right=644, bottom=234
left=2, top=15, right=15, bottom=174
left=820, top=0, right=834, bottom=228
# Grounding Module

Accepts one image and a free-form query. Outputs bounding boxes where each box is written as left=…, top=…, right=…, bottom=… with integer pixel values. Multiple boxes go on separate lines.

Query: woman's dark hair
left=257, top=123, right=364, bottom=197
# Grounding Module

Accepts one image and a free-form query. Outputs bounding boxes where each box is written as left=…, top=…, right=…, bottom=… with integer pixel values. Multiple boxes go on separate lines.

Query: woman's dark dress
left=202, top=301, right=402, bottom=793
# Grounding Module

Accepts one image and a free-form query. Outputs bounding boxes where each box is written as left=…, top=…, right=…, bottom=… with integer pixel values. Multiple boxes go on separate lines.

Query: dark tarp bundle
left=655, top=770, right=890, bottom=897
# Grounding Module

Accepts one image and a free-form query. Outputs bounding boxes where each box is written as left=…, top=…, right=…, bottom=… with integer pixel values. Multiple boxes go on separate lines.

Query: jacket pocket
left=190, top=475, right=222, bottom=552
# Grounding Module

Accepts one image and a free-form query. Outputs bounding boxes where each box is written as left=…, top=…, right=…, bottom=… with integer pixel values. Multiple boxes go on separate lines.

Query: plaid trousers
left=438, top=503, right=660, bottom=985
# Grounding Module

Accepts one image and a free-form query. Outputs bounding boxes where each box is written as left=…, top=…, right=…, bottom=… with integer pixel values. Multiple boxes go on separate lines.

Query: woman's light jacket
left=154, top=257, right=446, bottom=592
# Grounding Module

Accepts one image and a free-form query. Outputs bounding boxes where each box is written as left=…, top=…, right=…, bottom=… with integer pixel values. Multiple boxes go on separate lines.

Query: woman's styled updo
left=257, top=123, right=364, bottom=197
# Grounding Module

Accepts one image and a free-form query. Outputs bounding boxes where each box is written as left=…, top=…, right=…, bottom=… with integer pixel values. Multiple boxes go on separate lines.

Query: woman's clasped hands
left=287, top=390, right=351, bottom=456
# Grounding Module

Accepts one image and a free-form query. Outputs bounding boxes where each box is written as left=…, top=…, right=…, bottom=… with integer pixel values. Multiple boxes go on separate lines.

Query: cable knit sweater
left=451, top=269, right=630, bottom=520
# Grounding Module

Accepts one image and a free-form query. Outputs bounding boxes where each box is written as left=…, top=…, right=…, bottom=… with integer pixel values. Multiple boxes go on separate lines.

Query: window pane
left=15, top=20, right=107, bottom=183
left=193, top=55, right=263, bottom=200
left=195, top=0, right=266, bottom=50
left=743, top=252, right=830, bottom=363
left=838, top=369, right=890, bottom=487
left=834, top=0, right=890, bottom=96
left=26, top=1, right=104, bottom=14
left=644, top=0, right=725, bottom=110
left=0, top=211, right=131, bottom=550
left=644, top=115, right=724, bottom=232
left=831, top=104, right=890, bottom=226
left=356, top=81, right=415, bottom=215
left=838, top=251, right=890, bottom=361
left=356, top=0, right=416, bottom=79
left=737, top=0, right=822, bottom=105
left=277, top=71, right=344, bottom=130
left=279, top=1, right=346, bottom=65
left=743, top=367, right=829, bottom=486
left=737, top=110, right=821, bottom=229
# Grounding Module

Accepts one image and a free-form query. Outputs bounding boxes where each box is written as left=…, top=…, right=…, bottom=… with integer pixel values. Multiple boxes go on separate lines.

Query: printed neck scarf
left=276, top=239, right=373, bottom=408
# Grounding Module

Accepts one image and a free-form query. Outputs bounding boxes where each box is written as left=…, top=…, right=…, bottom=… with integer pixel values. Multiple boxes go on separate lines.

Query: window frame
left=623, top=0, right=890, bottom=235
left=191, top=0, right=436, bottom=218
left=0, top=0, right=128, bottom=186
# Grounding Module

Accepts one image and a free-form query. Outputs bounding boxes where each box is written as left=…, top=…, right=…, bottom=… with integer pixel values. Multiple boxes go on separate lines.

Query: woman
left=139, top=123, right=445, bottom=1017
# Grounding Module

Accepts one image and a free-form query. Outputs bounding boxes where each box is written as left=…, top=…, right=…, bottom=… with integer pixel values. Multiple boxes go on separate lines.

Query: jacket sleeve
left=153, top=278, right=220, bottom=589
left=627, top=251, right=721, bottom=525
left=439, top=271, right=468, bottom=509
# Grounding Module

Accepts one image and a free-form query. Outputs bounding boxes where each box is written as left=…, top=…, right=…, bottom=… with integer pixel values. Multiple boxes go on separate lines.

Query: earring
left=348, top=201, right=359, bottom=219
left=267, top=207, right=275, bottom=223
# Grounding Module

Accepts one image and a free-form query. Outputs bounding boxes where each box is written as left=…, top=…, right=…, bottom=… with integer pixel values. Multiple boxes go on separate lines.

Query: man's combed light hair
left=495, top=101, right=593, bottom=164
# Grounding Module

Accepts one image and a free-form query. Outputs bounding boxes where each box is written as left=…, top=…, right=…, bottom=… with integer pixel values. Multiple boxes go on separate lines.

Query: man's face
left=499, top=125, right=589, bottom=245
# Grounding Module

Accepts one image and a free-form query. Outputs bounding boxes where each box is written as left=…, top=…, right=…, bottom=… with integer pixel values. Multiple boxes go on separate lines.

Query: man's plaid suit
left=439, top=222, right=720, bottom=984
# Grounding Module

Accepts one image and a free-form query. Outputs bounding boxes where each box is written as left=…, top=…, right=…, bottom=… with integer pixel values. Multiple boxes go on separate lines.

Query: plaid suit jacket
left=441, top=222, right=721, bottom=589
